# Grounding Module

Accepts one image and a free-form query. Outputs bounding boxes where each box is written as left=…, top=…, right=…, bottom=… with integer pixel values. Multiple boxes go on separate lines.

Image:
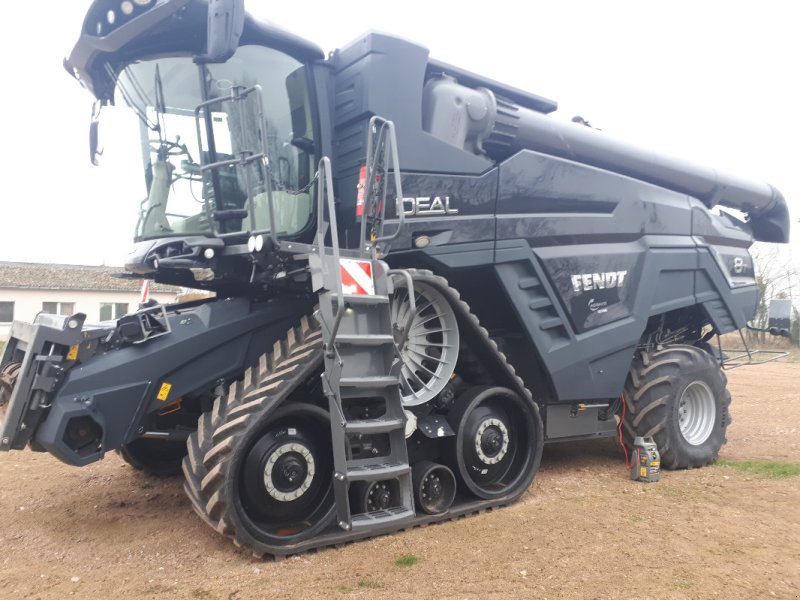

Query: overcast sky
left=0, top=1, right=797, bottom=276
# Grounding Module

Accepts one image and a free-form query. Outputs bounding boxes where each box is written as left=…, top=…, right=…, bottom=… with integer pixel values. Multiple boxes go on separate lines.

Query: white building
left=0, top=262, right=180, bottom=339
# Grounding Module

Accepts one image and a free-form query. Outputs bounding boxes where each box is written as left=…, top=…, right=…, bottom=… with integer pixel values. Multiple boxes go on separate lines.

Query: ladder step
left=342, top=294, right=390, bottom=305
left=539, top=317, right=564, bottom=330
left=345, top=417, right=405, bottom=434
left=339, top=375, right=398, bottom=388
left=528, top=297, right=552, bottom=310
left=351, top=506, right=415, bottom=530
left=518, top=276, right=541, bottom=289
left=347, top=462, right=411, bottom=482
left=336, top=334, right=396, bottom=346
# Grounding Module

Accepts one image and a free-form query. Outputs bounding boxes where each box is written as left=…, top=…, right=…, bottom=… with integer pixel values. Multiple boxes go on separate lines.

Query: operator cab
left=65, top=0, right=325, bottom=293
left=119, top=48, right=315, bottom=241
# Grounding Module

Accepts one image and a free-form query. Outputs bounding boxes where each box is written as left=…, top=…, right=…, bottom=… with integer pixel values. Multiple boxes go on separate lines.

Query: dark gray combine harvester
left=0, top=0, right=790, bottom=556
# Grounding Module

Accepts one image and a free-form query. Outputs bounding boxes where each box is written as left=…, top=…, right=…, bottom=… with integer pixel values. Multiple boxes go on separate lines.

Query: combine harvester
left=0, top=0, right=790, bottom=556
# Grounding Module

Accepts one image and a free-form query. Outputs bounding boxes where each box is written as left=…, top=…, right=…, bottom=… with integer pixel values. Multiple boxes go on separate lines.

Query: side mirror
left=199, top=0, right=245, bottom=63
left=89, top=100, right=104, bottom=166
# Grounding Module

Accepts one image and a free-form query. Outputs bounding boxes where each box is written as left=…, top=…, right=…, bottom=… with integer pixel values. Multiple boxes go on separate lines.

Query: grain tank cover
left=421, top=75, right=790, bottom=243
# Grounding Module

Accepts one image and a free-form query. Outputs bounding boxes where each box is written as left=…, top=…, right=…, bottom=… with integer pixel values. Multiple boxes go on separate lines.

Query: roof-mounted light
left=87, top=0, right=158, bottom=38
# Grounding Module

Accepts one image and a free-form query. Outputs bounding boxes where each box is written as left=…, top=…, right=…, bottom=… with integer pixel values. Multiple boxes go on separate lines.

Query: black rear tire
left=624, top=344, right=731, bottom=469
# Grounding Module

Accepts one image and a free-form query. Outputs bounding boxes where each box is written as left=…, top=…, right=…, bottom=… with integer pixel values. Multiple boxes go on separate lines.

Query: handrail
left=360, top=117, right=405, bottom=252
left=318, top=156, right=346, bottom=351
left=193, top=84, right=280, bottom=245
left=388, top=268, right=416, bottom=347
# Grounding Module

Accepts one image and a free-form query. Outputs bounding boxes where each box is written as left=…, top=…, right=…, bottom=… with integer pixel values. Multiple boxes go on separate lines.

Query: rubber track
left=183, top=270, right=543, bottom=558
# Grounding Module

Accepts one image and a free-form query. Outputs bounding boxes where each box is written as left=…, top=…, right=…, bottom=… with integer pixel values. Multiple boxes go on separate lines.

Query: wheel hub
left=474, top=418, right=509, bottom=465
left=421, top=474, right=442, bottom=500
left=367, top=482, right=392, bottom=511
left=263, top=442, right=316, bottom=502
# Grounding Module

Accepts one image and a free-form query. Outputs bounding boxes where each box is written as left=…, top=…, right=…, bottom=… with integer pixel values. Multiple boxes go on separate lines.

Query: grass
left=626, top=514, right=645, bottom=522
left=394, top=554, right=418, bottom=567
left=657, top=484, right=689, bottom=498
left=717, top=460, right=800, bottom=480
left=335, top=579, right=381, bottom=593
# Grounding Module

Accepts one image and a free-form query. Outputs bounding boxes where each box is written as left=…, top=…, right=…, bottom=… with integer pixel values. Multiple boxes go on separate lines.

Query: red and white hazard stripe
left=339, top=259, right=374, bottom=295
left=140, top=279, right=151, bottom=304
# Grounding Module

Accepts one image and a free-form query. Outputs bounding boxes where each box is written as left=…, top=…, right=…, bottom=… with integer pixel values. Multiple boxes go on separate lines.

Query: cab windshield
left=113, top=45, right=315, bottom=241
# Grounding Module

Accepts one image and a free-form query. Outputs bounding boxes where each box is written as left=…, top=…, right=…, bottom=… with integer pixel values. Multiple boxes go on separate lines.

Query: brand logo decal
left=571, top=271, right=628, bottom=294
left=588, top=298, right=609, bottom=314
left=397, top=196, right=459, bottom=217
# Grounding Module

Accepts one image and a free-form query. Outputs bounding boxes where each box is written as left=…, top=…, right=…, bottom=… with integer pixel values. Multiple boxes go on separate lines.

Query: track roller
left=412, top=461, right=456, bottom=515
left=351, top=479, right=403, bottom=513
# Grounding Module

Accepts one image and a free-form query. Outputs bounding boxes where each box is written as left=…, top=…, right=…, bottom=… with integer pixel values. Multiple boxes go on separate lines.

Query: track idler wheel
left=447, top=386, right=541, bottom=500
left=412, top=461, right=456, bottom=515
left=237, top=404, right=334, bottom=537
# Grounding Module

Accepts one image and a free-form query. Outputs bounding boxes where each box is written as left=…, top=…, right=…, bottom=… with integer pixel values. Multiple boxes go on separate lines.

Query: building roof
left=0, top=262, right=179, bottom=293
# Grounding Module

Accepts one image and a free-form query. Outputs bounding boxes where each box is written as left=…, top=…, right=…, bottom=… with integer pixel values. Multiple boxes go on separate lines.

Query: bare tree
left=749, top=243, right=798, bottom=345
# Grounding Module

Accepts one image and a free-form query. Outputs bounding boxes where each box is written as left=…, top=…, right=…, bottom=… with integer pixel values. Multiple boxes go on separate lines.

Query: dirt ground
left=1, top=362, right=798, bottom=600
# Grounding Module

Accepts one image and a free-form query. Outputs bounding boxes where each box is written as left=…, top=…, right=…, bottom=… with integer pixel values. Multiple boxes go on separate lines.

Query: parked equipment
left=0, top=0, right=790, bottom=556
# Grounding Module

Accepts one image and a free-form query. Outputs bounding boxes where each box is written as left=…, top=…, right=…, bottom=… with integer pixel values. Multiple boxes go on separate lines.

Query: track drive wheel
left=447, top=386, right=542, bottom=500
left=391, top=278, right=459, bottom=406
left=118, top=438, right=187, bottom=477
left=182, top=317, right=334, bottom=557
left=624, top=344, right=731, bottom=469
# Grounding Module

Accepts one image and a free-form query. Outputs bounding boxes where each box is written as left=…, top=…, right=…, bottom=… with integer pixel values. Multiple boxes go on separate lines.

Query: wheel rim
left=475, top=418, right=510, bottom=465
left=262, top=442, right=316, bottom=502
left=678, top=381, right=716, bottom=445
left=448, top=387, right=539, bottom=500
left=413, top=461, right=456, bottom=515
left=391, top=281, right=459, bottom=407
left=238, top=405, right=334, bottom=542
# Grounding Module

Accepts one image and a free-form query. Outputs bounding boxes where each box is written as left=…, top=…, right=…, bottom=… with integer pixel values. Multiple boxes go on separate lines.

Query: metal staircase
left=309, top=117, right=415, bottom=532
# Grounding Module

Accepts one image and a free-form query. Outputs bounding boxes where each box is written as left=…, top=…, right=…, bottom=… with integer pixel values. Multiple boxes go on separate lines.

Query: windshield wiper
left=105, top=63, right=159, bottom=132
